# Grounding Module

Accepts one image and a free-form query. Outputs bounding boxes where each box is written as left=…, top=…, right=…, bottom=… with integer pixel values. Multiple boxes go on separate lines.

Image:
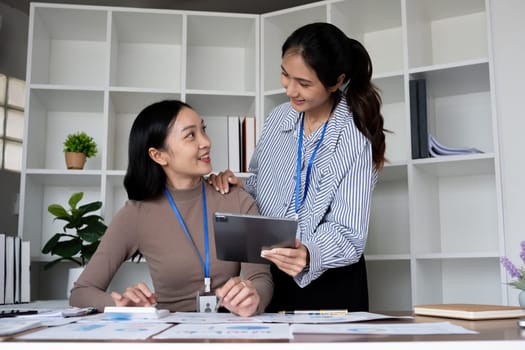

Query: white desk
left=1, top=301, right=524, bottom=349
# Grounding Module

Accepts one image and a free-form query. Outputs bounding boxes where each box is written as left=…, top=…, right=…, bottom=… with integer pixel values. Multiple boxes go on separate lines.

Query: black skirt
left=266, top=255, right=369, bottom=312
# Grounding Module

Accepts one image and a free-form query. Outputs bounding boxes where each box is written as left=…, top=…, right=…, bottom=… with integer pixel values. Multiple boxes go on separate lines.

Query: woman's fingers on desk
left=111, top=282, right=157, bottom=306
left=111, top=291, right=131, bottom=306
left=226, top=292, right=259, bottom=317
left=216, top=277, right=248, bottom=301
left=216, top=278, right=259, bottom=317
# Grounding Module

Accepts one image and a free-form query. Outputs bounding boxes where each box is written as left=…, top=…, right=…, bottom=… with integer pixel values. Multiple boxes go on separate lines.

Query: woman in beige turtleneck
left=70, top=100, right=272, bottom=317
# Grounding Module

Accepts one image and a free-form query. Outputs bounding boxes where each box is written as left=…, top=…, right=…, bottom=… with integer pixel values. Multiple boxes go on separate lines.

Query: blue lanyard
left=294, top=99, right=338, bottom=216
left=165, top=181, right=211, bottom=292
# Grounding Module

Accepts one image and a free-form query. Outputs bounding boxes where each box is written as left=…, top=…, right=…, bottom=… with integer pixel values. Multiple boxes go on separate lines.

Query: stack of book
left=414, top=303, right=525, bottom=320
left=0, top=233, right=31, bottom=305
left=428, top=134, right=483, bottom=157
left=410, top=78, right=483, bottom=158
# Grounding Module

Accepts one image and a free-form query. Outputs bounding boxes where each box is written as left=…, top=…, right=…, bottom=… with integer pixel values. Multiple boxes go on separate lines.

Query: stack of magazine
left=428, top=134, right=483, bottom=157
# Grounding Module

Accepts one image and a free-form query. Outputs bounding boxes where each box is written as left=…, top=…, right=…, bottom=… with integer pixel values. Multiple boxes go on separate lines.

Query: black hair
left=282, top=22, right=386, bottom=169
left=124, top=100, right=192, bottom=200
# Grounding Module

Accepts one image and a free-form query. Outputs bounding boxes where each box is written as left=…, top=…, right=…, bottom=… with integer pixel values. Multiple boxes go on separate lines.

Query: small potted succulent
left=63, top=131, right=98, bottom=169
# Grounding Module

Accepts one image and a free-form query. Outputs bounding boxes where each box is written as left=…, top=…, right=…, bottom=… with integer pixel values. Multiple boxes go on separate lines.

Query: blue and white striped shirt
left=244, top=97, right=377, bottom=287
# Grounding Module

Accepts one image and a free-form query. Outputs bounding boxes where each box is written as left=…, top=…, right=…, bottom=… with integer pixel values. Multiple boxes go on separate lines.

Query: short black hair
left=123, top=100, right=192, bottom=200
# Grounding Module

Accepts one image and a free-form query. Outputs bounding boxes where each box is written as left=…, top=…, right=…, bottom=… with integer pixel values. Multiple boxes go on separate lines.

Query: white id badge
left=196, top=290, right=219, bottom=313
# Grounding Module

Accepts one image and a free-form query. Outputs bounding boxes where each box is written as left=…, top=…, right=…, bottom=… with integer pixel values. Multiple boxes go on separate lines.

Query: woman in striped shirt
left=208, top=22, right=386, bottom=312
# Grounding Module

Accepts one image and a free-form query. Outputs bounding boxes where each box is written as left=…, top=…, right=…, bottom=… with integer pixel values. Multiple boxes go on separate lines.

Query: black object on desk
left=0, top=310, right=38, bottom=318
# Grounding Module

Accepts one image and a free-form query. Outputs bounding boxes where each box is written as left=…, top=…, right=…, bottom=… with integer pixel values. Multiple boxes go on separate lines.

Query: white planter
left=519, top=290, right=525, bottom=308
left=67, top=267, right=84, bottom=298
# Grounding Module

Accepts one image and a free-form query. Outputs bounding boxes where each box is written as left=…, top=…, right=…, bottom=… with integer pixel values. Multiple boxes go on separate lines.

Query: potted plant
left=42, top=191, right=107, bottom=270
left=63, top=131, right=98, bottom=169
left=42, top=191, right=107, bottom=296
left=500, top=240, right=525, bottom=307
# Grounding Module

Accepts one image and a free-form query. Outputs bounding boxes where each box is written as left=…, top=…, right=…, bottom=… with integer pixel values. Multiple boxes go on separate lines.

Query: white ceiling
left=0, top=0, right=319, bottom=14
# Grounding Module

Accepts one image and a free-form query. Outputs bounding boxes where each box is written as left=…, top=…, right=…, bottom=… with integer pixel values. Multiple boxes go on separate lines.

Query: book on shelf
left=242, top=116, right=256, bottom=172
left=409, top=79, right=420, bottom=159
left=202, top=115, right=249, bottom=173
left=1, top=235, right=30, bottom=305
left=4, top=235, right=14, bottom=304
left=428, top=134, right=483, bottom=157
left=417, top=79, right=429, bottom=158
left=20, top=241, right=31, bottom=303
left=413, top=303, right=525, bottom=320
left=0, top=234, right=5, bottom=304
left=14, top=236, right=21, bottom=303
left=409, top=78, right=429, bottom=159
left=202, top=116, right=229, bottom=172
left=227, top=115, right=241, bottom=173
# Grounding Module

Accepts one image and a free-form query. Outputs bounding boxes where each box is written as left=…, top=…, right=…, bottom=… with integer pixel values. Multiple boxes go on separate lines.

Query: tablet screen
left=213, top=212, right=297, bottom=264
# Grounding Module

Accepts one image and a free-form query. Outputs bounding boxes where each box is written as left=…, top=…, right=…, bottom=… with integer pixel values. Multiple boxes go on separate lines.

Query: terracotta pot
left=65, top=152, right=86, bottom=169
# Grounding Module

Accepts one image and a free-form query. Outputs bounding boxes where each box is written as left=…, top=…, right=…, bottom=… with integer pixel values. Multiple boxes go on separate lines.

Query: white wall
left=0, top=170, right=19, bottom=235
left=0, top=2, right=28, bottom=79
left=0, top=3, right=28, bottom=236
left=490, top=0, right=525, bottom=304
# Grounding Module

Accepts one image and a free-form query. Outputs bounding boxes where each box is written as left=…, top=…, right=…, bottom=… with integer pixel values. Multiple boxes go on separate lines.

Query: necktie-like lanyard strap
left=294, top=98, right=339, bottom=216
left=165, top=181, right=211, bottom=291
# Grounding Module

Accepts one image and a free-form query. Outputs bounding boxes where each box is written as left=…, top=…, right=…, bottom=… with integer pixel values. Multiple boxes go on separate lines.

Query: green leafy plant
left=63, top=131, right=98, bottom=158
left=42, top=192, right=107, bottom=270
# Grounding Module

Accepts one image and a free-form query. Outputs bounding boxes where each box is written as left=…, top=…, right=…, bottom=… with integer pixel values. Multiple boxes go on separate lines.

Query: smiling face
left=148, top=106, right=212, bottom=189
left=280, top=52, right=341, bottom=120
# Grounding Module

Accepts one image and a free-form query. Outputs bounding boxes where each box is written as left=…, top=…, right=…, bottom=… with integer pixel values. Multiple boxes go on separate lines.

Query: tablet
left=213, top=212, right=297, bottom=264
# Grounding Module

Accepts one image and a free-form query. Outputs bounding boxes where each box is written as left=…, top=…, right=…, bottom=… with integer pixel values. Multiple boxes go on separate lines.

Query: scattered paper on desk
left=17, top=321, right=171, bottom=340
left=18, top=309, right=64, bottom=317
left=0, top=319, right=42, bottom=337
left=256, top=311, right=408, bottom=324
left=158, top=311, right=405, bottom=324
left=74, top=311, right=411, bottom=326
left=154, top=323, right=292, bottom=339
left=78, top=312, right=170, bottom=323
left=17, top=307, right=96, bottom=319
left=290, top=322, right=477, bottom=335
left=17, top=308, right=99, bottom=327
left=18, top=317, right=80, bottom=327
left=163, top=312, right=260, bottom=324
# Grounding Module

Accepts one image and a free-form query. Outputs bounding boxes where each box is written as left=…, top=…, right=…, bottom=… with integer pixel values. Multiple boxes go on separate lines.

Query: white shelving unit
left=20, top=4, right=259, bottom=273
left=20, top=0, right=506, bottom=309
left=261, top=0, right=503, bottom=311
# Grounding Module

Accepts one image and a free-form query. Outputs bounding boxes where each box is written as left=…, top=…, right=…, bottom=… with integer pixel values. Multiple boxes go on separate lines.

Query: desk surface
left=1, top=302, right=524, bottom=349
left=295, top=314, right=525, bottom=343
